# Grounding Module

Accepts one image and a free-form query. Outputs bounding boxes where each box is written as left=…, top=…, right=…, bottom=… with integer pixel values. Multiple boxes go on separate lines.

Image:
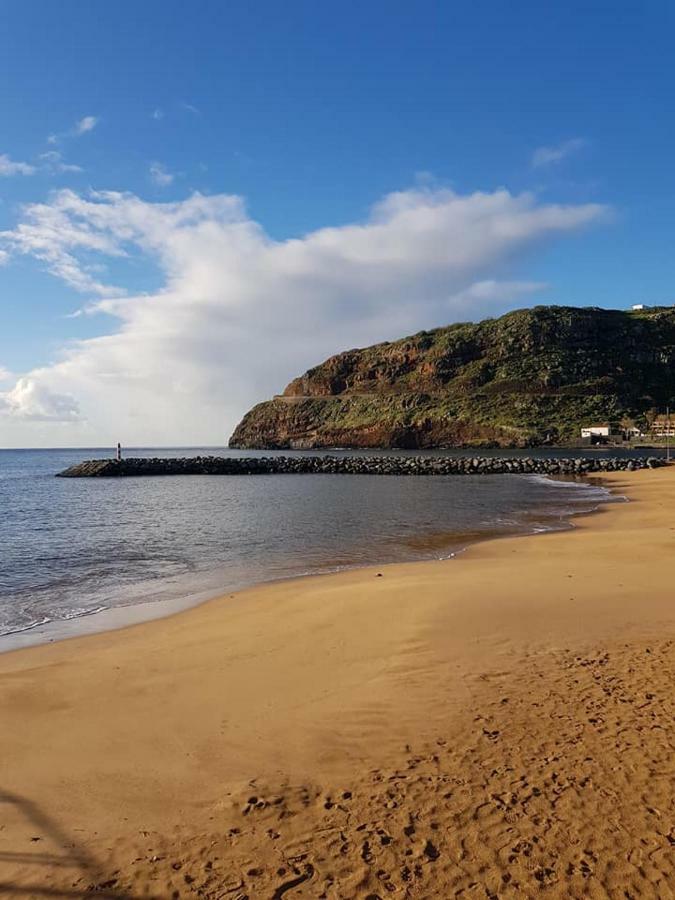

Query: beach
left=0, top=467, right=673, bottom=899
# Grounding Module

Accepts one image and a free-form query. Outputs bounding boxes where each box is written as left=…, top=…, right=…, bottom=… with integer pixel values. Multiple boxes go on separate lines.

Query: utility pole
left=667, top=407, right=671, bottom=463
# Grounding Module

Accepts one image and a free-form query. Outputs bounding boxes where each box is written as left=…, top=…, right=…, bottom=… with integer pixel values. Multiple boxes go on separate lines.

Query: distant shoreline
left=0, top=442, right=672, bottom=452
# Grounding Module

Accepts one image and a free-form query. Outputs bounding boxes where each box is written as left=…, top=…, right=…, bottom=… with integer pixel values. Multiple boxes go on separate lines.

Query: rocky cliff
left=229, top=305, right=675, bottom=449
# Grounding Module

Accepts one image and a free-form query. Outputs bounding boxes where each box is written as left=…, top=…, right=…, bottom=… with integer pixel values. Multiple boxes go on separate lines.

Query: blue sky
left=0, top=0, right=673, bottom=446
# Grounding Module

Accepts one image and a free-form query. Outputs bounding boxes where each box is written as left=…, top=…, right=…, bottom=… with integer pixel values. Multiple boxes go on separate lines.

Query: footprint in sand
left=362, top=839, right=374, bottom=864
left=271, top=863, right=315, bottom=899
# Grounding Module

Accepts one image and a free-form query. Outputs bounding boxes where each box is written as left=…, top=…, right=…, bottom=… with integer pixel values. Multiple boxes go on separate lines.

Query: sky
left=0, top=0, right=673, bottom=448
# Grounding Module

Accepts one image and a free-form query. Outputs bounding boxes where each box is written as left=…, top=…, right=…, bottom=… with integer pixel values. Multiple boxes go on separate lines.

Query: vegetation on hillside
left=230, top=305, right=675, bottom=448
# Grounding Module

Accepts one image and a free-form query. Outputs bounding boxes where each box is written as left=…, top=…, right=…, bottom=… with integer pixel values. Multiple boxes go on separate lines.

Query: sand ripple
left=69, top=638, right=674, bottom=899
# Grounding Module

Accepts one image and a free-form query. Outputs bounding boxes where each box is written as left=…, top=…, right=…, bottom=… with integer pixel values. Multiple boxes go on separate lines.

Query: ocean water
left=0, top=446, right=644, bottom=650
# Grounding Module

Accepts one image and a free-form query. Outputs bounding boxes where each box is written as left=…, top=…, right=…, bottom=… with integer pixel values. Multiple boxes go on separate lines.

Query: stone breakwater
left=57, top=455, right=668, bottom=478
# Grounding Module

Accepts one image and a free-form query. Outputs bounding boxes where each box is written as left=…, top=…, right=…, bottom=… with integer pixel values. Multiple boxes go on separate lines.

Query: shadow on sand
left=0, top=790, right=154, bottom=899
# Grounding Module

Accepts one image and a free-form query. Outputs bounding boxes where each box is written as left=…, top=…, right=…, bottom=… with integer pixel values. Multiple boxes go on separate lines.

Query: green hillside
left=230, top=305, right=675, bottom=449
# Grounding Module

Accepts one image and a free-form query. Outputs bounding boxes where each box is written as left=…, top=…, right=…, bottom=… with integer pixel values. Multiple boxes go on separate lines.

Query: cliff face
left=229, top=305, right=675, bottom=449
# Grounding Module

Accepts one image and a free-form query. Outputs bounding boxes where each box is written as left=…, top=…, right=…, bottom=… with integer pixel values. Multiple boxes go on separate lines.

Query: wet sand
left=0, top=468, right=673, bottom=898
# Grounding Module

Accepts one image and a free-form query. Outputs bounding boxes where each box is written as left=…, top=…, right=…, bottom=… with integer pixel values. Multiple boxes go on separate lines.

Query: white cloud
left=48, top=117, right=99, bottom=146
left=39, top=150, right=83, bottom=174
left=0, top=153, right=36, bottom=176
left=532, top=138, right=587, bottom=168
left=0, top=185, right=608, bottom=445
left=0, top=365, right=12, bottom=382
left=152, top=108, right=164, bottom=120
left=149, top=162, right=175, bottom=187
left=0, top=376, right=80, bottom=421
left=0, top=190, right=127, bottom=296
left=449, top=279, right=548, bottom=307
left=75, top=116, right=98, bottom=135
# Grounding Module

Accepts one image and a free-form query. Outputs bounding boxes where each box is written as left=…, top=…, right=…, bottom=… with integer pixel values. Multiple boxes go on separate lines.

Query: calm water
left=0, top=446, right=647, bottom=648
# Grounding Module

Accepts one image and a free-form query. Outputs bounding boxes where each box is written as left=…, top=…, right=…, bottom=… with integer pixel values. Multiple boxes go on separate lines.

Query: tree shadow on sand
left=0, top=790, right=154, bottom=899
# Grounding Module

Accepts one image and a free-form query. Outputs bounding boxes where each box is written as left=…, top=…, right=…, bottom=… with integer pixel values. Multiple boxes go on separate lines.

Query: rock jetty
left=57, top=455, right=667, bottom=478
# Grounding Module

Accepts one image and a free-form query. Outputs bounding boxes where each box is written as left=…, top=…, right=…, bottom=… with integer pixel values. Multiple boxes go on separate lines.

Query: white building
left=581, top=424, right=611, bottom=439
left=651, top=415, right=675, bottom=437
left=631, top=304, right=646, bottom=310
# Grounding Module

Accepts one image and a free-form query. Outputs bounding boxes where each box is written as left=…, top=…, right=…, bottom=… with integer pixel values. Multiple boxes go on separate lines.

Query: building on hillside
left=580, top=424, right=611, bottom=439
left=631, top=303, right=647, bottom=311
left=651, top=415, right=675, bottom=437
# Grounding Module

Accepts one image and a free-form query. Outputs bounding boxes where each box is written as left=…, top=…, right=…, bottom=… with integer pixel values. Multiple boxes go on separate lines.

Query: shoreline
left=0, top=473, right=617, bottom=654
left=0, top=467, right=672, bottom=897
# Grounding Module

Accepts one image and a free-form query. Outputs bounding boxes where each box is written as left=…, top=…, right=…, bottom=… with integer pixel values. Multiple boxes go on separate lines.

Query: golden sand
left=0, top=468, right=673, bottom=899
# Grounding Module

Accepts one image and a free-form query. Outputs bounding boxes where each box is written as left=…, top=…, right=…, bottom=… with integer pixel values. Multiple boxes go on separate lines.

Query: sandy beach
left=0, top=468, right=673, bottom=899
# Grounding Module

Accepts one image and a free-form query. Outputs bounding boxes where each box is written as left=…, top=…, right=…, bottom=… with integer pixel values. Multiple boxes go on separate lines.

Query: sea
left=0, top=446, right=657, bottom=652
